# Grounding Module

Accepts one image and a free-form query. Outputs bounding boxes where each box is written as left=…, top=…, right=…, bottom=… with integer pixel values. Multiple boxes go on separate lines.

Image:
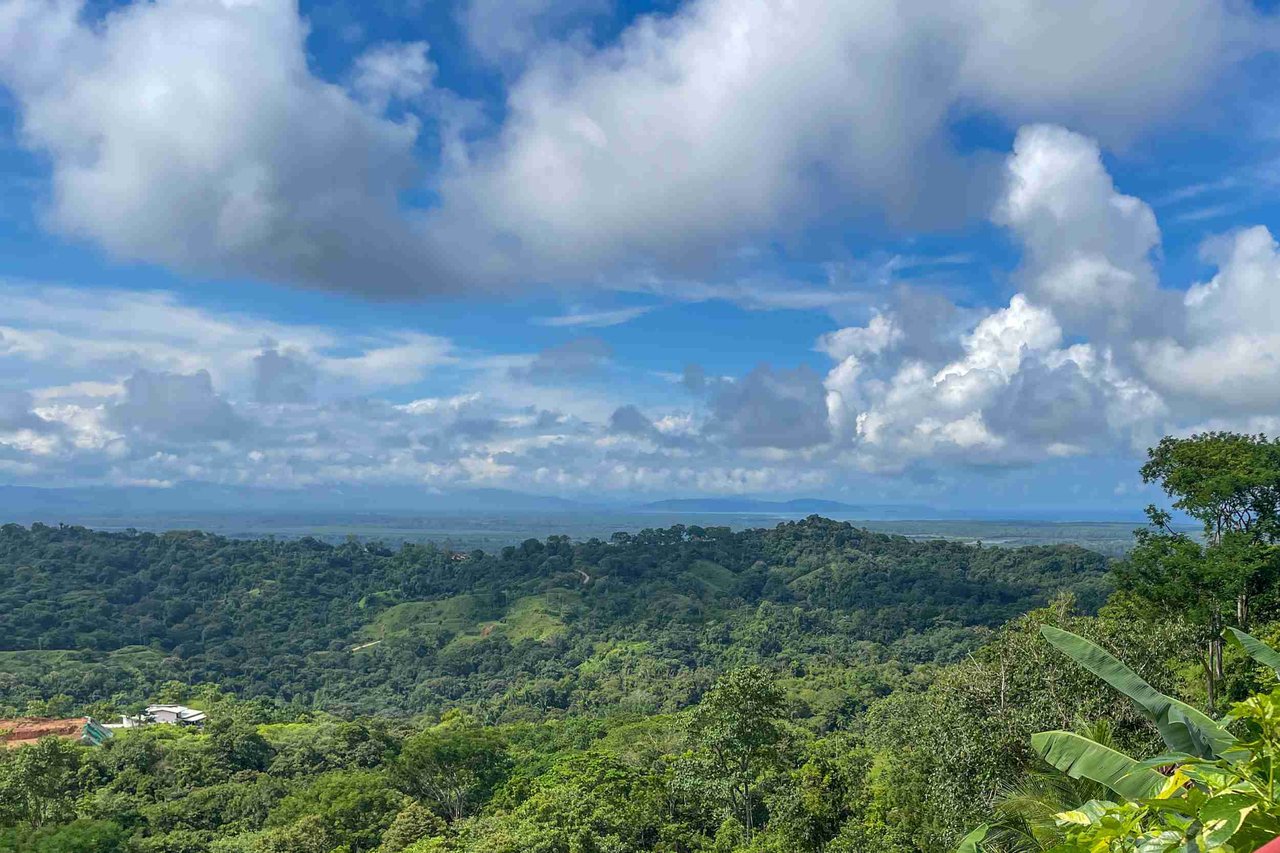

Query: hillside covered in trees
left=4, top=432, right=1280, bottom=853
left=0, top=518, right=1108, bottom=720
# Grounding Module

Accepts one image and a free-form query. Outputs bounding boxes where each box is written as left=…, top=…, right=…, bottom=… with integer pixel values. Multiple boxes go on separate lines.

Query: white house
left=144, top=705, right=208, bottom=726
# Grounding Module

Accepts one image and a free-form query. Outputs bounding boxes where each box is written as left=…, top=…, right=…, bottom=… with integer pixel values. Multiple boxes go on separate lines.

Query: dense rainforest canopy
left=0, top=517, right=1109, bottom=719
left=4, top=432, right=1280, bottom=853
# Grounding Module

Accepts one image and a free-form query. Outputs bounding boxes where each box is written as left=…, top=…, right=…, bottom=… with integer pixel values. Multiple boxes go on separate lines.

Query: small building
left=144, top=704, right=208, bottom=726
left=0, top=717, right=113, bottom=749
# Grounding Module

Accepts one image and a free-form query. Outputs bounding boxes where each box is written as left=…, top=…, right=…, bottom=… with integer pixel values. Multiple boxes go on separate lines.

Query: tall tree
left=0, top=737, right=83, bottom=829
left=392, top=721, right=511, bottom=822
left=685, top=666, right=786, bottom=842
left=1117, top=432, right=1280, bottom=710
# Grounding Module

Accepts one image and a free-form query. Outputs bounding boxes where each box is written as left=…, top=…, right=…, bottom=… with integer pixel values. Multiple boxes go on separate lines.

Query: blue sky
left=0, top=0, right=1279, bottom=514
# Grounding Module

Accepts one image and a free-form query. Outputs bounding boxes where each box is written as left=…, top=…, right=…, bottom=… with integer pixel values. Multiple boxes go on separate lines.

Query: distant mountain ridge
left=0, top=483, right=587, bottom=516
left=0, top=484, right=1148, bottom=524
left=638, top=497, right=935, bottom=516
left=0, top=484, right=923, bottom=519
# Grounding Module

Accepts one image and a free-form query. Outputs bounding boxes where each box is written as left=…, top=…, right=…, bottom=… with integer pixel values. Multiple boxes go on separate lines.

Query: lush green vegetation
left=958, top=623, right=1280, bottom=852
left=3, top=432, right=1280, bottom=853
left=0, top=517, right=1109, bottom=719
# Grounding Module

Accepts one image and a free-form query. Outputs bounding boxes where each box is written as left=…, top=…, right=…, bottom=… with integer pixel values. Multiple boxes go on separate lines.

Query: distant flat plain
left=6, top=510, right=1161, bottom=556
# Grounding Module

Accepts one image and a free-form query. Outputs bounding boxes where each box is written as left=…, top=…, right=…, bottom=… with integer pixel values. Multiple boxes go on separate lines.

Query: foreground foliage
left=966, top=624, right=1280, bottom=852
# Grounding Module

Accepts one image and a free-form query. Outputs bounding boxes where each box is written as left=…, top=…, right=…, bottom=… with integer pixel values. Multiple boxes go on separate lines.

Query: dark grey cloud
left=512, top=337, right=612, bottom=382
left=608, top=404, right=656, bottom=438
left=108, top=369, right=245, bottom=443
left=0, top=390, right=55, bottom=433
left=253, top=345, right=317, bottom=404
left=983, top=357, right=1109, bottom=447
left=534, top=409, right=566, bottom=429
left=891, top=287, right=970, bottom=365
left=451, top=417, right=501, bottom=439
left=682, top=364, right=710, bottom=394
left=704, top=364, right=830, bottom=450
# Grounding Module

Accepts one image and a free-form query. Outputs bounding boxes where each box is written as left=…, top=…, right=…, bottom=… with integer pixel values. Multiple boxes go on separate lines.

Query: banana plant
left=957, top=625, right=1280, bottom=852
left=957, top=824, right=990, bottom=853
left=1227, top=627, right=1280, bottom=676
left=1039, top=626, right=1237, bottom=760
left=1028, top=731, right=1165, bottom=801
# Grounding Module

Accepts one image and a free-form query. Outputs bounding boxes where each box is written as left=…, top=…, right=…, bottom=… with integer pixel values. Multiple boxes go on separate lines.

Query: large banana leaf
left=1031, top=731, right=1166, bottom=800
left=1040, top=626, right=1236, bottom=758
left=955, top=823, right=989, bottom=853
left=1227, top=627, right=1280, bottom=675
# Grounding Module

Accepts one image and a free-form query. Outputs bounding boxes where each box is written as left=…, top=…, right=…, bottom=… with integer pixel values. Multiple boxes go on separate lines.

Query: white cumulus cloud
left=0, top=0, right=1273, bottom=294
left=0, top=0, right=447, bottom=294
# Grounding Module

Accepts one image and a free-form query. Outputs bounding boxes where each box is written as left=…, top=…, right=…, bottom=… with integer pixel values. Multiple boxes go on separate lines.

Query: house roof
left=145, top=704, right=207, bottom=723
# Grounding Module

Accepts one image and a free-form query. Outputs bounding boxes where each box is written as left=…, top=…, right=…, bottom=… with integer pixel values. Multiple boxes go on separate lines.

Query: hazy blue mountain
left=0, top=484, right=1152, bottom=530
left=638, top=497, right=936, bottom=516
left=0, top=483, right=588, bottom=517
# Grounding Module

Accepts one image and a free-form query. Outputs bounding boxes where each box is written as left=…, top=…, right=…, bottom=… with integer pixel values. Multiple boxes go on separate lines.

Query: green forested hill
left=0, top=515, right=1129, bottom=853
left=0, top=517, right=1109, bottom=719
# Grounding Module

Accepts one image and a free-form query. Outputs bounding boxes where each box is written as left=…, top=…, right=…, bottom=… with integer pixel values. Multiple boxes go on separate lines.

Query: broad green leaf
left=1198, top=792, right=1256, bottom=847
left=1139, top=796, right=1199, bottom=817
left=1226, top=627, right=1280, bottom=675
left=956, top=823, right=989, bottom=853
left=1135, top=830, right=1187, bottom=852
left=1054, top=801, right=1113, bottom=828
left=1040, top=626, right=1236, bottom=758
left=1167, top=706, right=1215, bottom=760
left=1054, top=809, right=1093, bottom=827
left=1032, top=731, right=1166, bottom=800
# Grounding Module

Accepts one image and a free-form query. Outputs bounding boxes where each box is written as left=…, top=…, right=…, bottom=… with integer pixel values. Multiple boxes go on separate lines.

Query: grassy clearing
left=364, top=594, right=496, bottom=640
left=687, top=559, right=737, bottom=592
left=497, top=591, right=575, bottom=642
left=365, top=590, right=577, bottom=651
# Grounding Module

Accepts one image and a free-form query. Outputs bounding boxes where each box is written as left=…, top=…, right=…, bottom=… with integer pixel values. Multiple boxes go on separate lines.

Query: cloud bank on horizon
left=0, top=0, right=1279, bottom=509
